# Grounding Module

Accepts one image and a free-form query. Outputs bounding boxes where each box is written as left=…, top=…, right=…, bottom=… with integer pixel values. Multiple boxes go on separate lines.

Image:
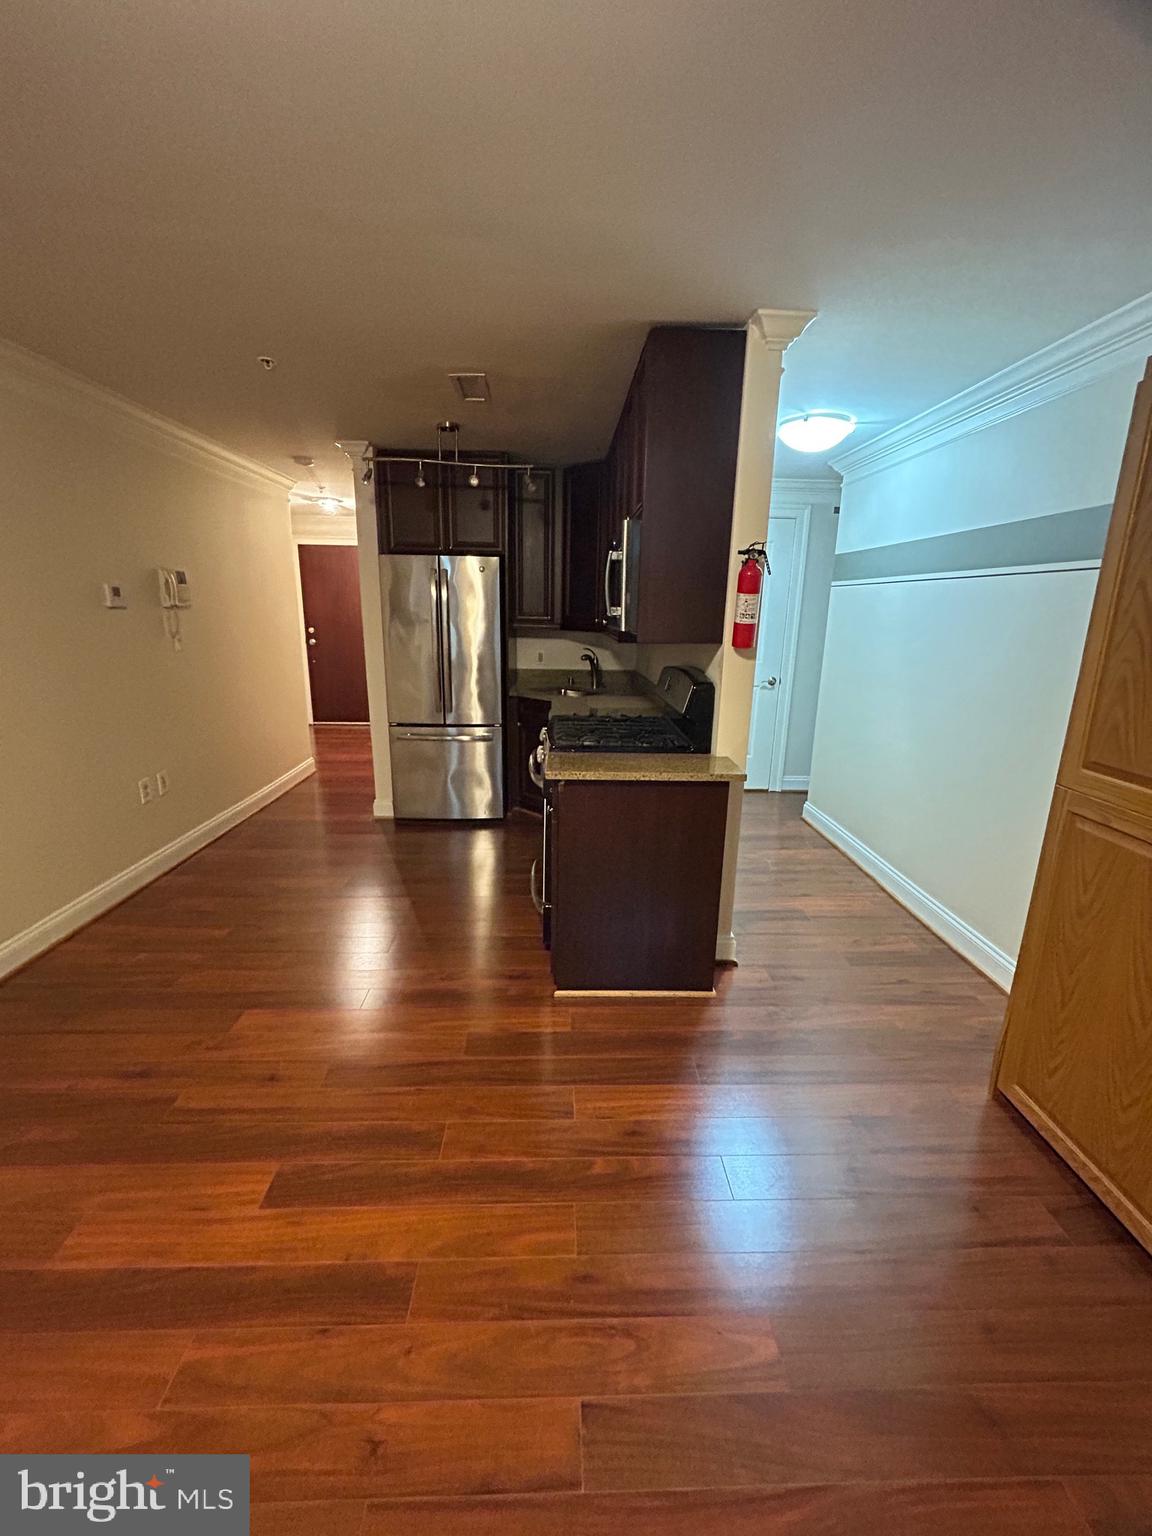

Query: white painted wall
left=0, top=338, right=313, bottom=974
left=807, top=351, right=1146, bottom=985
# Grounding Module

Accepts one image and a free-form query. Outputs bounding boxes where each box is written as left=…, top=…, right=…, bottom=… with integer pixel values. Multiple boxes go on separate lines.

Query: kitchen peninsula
left=525, top=664, right=744, bottom=994
left=542, top=749, right=744, bottom=994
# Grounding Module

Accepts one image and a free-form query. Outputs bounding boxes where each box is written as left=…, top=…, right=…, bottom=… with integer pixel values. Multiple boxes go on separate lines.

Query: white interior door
left=746, top=516, right=797, bottom=790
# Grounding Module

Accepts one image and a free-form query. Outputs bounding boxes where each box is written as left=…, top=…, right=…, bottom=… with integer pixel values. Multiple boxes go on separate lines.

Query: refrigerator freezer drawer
left=389, top=727, right=504, bottom=820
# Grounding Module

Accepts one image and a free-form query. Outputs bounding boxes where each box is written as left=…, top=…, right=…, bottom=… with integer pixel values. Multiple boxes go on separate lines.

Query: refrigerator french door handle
left=439, top=564, right=455, bottom=714
left=430, top=563, right=445, bottom=713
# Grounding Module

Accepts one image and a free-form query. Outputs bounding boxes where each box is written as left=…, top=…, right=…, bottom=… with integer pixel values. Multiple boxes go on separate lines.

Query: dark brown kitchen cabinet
left=377, top=458, right=441, bottom=553
left=601, top=326, right=745, bottom=644
left=510, top=469, right=561, bottom=627
left=443, top=461, right=505, bottom=552
left=513, top=695, right=551, bottom=813
left=562, top=461, right=606, bottom=631
left=376, top=451, right=508, bottom=554
left=548, top=777, right=729, bottom=991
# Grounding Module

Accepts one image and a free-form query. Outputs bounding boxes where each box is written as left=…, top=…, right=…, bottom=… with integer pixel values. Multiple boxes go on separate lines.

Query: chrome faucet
left=579, top=648, right=603, bottom=693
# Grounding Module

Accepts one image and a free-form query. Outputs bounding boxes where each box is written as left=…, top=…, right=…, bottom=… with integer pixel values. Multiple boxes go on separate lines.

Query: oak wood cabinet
left=994, top=356, right=1152, bottom=1256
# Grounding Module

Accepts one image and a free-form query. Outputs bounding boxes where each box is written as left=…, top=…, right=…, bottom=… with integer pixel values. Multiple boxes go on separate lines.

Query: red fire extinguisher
left=731, top=541, right=768, bottom=650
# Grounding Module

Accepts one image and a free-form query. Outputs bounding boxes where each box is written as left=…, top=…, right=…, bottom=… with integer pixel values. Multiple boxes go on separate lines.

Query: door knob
left=307, top=626, right=315, bottom=634
left=308, top=638, right=317, bottom=646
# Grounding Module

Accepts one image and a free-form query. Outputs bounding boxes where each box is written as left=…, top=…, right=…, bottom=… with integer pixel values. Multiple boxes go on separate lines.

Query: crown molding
left=772, top=474, right=842, bottom=503
left=833, top=291, right=1152, bottom=483
left=0, top=335, right=294, bottom=492
left=749, top=308, right=817, bottom=352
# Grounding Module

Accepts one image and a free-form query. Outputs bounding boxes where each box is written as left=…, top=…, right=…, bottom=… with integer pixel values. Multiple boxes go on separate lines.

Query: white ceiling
left=2, top=0, right=1150, bottom=495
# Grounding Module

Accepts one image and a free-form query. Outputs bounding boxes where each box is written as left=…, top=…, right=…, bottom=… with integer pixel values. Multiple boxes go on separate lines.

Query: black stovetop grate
left=547, top=713, right=693, bottom=753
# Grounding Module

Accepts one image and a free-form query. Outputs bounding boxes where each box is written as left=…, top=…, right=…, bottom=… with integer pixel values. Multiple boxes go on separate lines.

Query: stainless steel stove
left=544, top=666, right=714, bottom=755
left=547, top=713, right=692, bottom=753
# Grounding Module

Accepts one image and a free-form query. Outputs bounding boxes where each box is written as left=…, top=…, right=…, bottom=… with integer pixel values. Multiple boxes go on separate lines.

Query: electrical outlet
left=155, top=770, right=169, bottom=797
left=137, top=776, right=155, bottom=805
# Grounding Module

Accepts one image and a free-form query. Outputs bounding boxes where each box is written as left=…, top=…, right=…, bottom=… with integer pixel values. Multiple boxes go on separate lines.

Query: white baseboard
left=801, top=801, right=1016, bottom=992
left=780, top=776, right=810, bottom=792
left=715, top=931, right=738, bottom=964
left=373, top=798, right=394, bottom=820
left=0, top=758, right=315, bottom=980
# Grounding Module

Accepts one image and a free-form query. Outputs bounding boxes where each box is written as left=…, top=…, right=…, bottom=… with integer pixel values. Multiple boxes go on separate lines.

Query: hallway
left=0, top=727, right=1150, bottom=1533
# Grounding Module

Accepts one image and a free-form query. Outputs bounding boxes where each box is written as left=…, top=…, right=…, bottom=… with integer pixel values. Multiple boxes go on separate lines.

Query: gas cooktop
left=547, top=713, right=693, bottom=754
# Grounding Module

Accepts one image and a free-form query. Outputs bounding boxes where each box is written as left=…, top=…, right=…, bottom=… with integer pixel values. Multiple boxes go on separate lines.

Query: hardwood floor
left=1, top=725, right=1150, bottom=1532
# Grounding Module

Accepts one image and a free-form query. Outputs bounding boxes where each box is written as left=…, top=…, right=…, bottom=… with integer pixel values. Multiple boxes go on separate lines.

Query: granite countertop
left=509, top=669, right=663, bottom=717
left=544, top=752, right=745, bottom=784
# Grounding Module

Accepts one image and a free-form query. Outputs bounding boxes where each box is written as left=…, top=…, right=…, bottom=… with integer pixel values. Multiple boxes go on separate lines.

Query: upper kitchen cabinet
left=510, top=468, right=561, bottom=627
left=376, top=451, right=508, bottom=555
left=443, top=461, right=506, bottom=552
left=603, top=326, right=745, bottom=644
left=377, top=457, right=441, bottom=553
left=562, top=461, right=606, bottom=632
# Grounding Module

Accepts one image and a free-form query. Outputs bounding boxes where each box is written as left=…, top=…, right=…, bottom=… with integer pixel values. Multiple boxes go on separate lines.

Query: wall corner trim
left=801, top=800, right=1016, bottom=991
left=0, top=758, right=316, bottom=981
left=749, top=308, right=817, bottom=352
left=772, top=475, right=842, bottom=504
left=373, top=798, right=395, bottom=820
left=0, top=335, right=295, bottom=492
left=715, top=931, right=738, bottom=964
left=831, top=290, right=1152, bottom=483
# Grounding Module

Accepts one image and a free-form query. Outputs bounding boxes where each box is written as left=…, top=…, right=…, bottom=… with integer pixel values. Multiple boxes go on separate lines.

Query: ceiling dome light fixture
left=777, top=411, right=856, bottom=454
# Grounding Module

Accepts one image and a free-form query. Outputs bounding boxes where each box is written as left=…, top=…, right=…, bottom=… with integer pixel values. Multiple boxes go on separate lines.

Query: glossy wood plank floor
left=2, top=726, right=1151, bottom=1534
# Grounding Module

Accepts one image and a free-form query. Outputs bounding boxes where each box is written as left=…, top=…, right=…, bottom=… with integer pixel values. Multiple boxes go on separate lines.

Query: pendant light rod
left=358, top=448, right=542, bottom=474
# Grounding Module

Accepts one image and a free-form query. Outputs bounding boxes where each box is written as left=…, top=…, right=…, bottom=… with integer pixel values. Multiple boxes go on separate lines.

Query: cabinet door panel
left=378, top=460, right=441, bottom=552
left=1062, top=372, right=1152, bottom=820
left=563, top=462, right=606, bottom=632
left=445, top=464, right=505, bottom=552
left=1005, top=792, right=1152, bottom=1230
left=512, top=470, right=559, bottom=626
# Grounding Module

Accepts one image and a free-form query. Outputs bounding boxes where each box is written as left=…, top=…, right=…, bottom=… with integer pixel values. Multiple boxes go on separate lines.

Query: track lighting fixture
left=523, top=467, right=536, bottom=493
left=468, top=466, right=480, bottom=488
left=415, top=461, right=426, bottom=488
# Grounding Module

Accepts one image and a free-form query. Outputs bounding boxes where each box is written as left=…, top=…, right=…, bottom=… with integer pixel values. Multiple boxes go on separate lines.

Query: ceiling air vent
left=449, top=372, right=490, bottom=403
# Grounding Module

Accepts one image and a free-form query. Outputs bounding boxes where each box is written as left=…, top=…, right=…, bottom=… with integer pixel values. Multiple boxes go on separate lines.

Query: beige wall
left=0, top=339, right=313, bottom=973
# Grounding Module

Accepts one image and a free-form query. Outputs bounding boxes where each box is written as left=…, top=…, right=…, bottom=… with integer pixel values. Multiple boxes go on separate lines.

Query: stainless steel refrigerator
left=380, top=554, right=504, bottom=819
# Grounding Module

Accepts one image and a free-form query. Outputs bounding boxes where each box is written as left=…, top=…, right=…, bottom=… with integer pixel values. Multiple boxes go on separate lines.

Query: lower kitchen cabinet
left=512, top=696, right=551, bottom=813
left=548, top=778, right=729, bottom=991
